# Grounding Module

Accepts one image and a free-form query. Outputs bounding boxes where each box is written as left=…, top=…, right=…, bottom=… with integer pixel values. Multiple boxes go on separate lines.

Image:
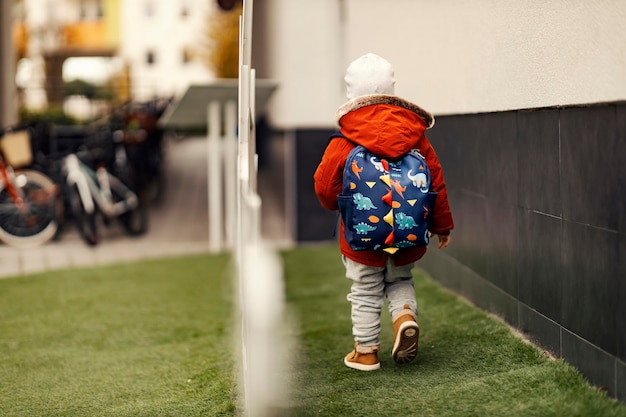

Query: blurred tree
left=199, top=3, right=242, bottom=78
left=63, top=79, right=98, bottom=99
left=19, top=106, right=78, bottom=125
left=63, top=78, right=114, bottom=101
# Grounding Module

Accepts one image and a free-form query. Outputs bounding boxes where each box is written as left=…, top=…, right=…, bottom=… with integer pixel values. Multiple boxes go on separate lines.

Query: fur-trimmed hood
left=334, top=94, right=435, bottom=159
left=336, top=94, right=435, bottom=128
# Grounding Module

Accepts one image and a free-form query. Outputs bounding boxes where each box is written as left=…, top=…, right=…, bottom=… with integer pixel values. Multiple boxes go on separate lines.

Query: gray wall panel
left=424, top=102, right=626, bottom=401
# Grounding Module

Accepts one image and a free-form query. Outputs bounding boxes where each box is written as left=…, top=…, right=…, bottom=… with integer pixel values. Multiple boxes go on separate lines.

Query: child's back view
left=314, top=53, right=454, bottom=370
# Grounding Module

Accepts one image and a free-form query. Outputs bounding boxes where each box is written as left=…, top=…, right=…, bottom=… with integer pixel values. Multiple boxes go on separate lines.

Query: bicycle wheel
left=107, top=168, right=148, bottom=236
left=118, top=201, right=148, bottom=236
left=0, top=169, right=59, bottom=248
left=66, top=182, right=99, bottom=246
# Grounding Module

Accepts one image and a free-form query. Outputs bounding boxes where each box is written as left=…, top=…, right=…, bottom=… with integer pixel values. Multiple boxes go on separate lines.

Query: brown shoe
left=344, top=343, right=380, bottom=371
left=392, top=304, right=419, bottom=364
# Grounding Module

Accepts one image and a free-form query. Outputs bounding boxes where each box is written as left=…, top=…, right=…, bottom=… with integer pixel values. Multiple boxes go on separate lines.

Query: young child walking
left=314, top=53, right=454, bottom=370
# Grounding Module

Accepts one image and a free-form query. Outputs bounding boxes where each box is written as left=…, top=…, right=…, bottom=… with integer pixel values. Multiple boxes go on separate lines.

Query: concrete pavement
left=0, top=136, right=220, bottom=279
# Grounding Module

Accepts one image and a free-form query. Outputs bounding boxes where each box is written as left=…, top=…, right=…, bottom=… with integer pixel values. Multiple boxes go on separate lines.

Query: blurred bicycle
left=55, top=125, right=148, bottom=246
left=0, top=127, right=60, bottom=248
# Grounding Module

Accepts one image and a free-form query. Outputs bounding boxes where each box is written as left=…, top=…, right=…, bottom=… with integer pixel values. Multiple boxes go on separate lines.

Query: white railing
left=233, top=1, right=292, bottom=416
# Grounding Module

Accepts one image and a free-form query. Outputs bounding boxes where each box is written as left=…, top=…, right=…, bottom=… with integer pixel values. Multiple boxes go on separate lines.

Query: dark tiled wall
left=294, top=128, right=339, bottom=242
left=419, top=102, right=626, bottom=402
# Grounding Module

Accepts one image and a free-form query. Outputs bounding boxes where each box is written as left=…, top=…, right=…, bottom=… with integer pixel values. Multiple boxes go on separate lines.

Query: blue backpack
left=338, top=144, right=437, bottom=254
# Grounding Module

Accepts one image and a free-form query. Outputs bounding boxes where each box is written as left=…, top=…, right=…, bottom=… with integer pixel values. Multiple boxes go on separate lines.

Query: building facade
left=118, top=0, right=214, bottom=101
left=14, top=0, right=214, bottom=112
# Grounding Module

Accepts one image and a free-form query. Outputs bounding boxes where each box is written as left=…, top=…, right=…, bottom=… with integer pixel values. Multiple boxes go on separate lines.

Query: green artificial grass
left=281, top=244, right=626, bottom=417
left=0, top=243, right=624, bottom=416
left=0, top=254, right=236, bottom=417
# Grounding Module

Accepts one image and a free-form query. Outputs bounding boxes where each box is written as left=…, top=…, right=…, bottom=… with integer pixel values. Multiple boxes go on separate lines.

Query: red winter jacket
left=314, top=94, right=454, bottom=267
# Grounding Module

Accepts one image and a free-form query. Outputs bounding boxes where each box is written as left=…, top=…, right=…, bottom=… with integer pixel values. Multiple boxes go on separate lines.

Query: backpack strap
left=327, top=131, right=347, bottom=145
left=328, top=131, right=362, bottom=151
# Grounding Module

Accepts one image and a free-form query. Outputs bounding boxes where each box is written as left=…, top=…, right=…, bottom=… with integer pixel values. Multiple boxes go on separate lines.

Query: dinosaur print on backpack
left=338, top=145, right=437, bottom=254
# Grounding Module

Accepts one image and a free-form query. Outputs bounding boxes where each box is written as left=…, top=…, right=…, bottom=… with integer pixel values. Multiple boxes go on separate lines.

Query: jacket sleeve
left=420, top=136, right=454, bottom=234
left=313, top=137, right=354, bottom=211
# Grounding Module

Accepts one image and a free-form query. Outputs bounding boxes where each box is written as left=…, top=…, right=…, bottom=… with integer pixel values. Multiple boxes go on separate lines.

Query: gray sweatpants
left=342, top=255, right=418, bottom=347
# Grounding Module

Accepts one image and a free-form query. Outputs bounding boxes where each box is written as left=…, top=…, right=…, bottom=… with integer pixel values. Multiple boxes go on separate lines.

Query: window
left=182, top=47, right=194, bottom=64
left=79, top=0, right=104, bottom=19
left=79, top=1, right=87, bottom=19
left=146, top=50, right=156, bottom=65
left=145, top=0, right=155, bottom=17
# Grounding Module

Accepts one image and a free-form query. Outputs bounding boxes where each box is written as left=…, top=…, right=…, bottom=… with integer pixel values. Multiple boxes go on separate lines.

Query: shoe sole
left=392, top=321, right=419, bottom=364
left=344, top=356, right=381, bottom=371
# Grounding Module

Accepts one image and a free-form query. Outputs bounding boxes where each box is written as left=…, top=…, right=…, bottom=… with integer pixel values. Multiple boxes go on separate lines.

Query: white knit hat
left=344, top=53, right=395, bottom=100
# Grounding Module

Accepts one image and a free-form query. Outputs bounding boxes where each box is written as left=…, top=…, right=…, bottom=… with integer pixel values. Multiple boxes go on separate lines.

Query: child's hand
left=429, top=233, right=451, bottom=249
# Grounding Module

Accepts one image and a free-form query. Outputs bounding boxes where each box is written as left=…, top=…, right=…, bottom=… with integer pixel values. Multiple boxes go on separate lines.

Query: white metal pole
left=240, top=241, right=284, bottom=416
left=238, top=2, right=254, bottom=414
left=248, top=69, right=257, bottom=194
left=224, top=100, right=238, bottom=250
left=237, top=65, right=250, bottom=259
left=207, top=101, right=223, bottom=253
left=241, top=0, right=253, bottom=67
